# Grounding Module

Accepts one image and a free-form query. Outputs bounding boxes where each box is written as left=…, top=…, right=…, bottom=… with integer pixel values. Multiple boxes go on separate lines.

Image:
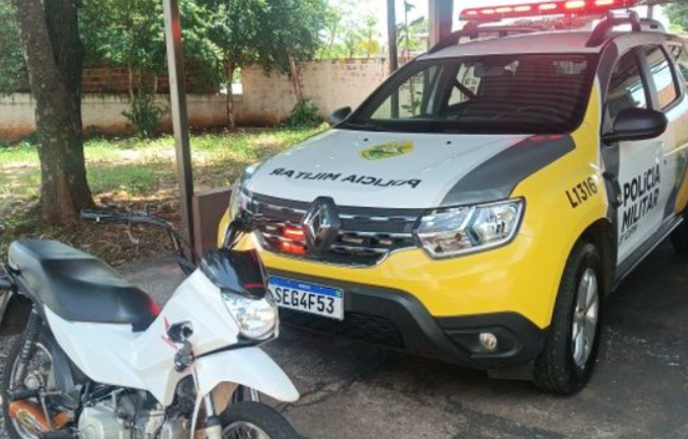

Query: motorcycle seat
left=8, top=240, right=159, bottom=331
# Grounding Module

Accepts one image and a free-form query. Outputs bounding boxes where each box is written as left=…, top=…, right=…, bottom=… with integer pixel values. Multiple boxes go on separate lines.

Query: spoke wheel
left=572, top=268, right=599, bottom=368
left=223, top=421, right=272, bottom=439
left=4, top=338, right=54, bottom=439
left=220, top=402, right=298, bottom=439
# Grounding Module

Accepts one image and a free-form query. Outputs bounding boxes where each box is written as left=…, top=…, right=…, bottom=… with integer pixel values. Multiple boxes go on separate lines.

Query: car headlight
left=228, top=162, right=262, bottom=219
left=221, top=291, right=278, bottom=341
left=415, top=199, right=524, bottom=259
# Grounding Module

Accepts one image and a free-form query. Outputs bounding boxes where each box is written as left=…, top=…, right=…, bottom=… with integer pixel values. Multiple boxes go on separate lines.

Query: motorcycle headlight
left=221, top=291, right=278, bottom=341
left=415, top=199, right=524, bottom=259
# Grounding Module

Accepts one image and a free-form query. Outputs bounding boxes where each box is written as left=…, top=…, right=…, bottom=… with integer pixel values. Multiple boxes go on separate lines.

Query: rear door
left=661, top=42, right=688, bottom=217
left=639, top=44, right=688, bottom=228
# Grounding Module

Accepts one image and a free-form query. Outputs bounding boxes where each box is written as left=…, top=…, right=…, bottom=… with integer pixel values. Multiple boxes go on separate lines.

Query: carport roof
left=420, top=31, right=604, bottom=60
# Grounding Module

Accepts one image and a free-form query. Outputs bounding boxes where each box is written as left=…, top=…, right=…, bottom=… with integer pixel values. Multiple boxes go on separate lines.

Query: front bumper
left=270, top=269, right=546, bottom=371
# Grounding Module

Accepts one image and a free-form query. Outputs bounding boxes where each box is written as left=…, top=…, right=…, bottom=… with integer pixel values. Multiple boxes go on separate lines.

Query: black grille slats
left=246, top=193, right=420, bottom=266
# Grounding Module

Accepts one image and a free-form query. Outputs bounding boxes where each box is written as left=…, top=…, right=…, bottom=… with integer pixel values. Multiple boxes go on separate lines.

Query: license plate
left=268, top=276, right=344, bottom=320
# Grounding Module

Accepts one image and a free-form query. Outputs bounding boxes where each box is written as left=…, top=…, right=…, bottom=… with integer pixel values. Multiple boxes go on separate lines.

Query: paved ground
left=2, top=242, right=687, bottom=438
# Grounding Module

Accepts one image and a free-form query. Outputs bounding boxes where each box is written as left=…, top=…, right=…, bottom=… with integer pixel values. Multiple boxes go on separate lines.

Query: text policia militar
left=620, top=164, right=660, bottom=244
left=269, top=168, right=423, bottom=189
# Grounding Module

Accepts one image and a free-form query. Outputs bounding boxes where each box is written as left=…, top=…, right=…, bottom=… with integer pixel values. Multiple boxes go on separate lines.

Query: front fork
left=172, top=322, right=260, bottom=439
left=202, top=395, right=223, bottom=439
left=197, top=384, right=261, bottom=439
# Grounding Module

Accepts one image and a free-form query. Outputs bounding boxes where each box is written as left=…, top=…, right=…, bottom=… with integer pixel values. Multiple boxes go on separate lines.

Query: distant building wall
left=0, top=59, right=391, bottom=141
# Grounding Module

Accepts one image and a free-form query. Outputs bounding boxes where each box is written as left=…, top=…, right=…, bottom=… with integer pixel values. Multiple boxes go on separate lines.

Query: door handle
left=603, top=172, right=623, bottom=208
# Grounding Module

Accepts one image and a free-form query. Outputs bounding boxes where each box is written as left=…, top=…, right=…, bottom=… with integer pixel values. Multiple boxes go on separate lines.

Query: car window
left=345, top=54, right=596, bottom=135
left=606, top=51, right=647, bottom=119
left=447, top=63, right=484, bottom=105
left=669, top=44, right=688, bottom=89
left=371, top=65, right=442, bottom=119
left=643, top=45, right=679, bottom=110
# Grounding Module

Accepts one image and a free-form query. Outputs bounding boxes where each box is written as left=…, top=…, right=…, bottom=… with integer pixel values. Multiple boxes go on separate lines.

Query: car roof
left=418, top=29, right=670, bottom=60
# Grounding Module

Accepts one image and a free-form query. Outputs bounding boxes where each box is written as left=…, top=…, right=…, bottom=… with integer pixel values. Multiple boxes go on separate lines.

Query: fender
left=189, top=347, right=299, bottom=437
left=194, top=347, right=299, bottom=403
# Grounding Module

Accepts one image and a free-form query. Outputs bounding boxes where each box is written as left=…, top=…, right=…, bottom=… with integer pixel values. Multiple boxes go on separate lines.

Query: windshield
left=342, top=54, right=597, bottom=134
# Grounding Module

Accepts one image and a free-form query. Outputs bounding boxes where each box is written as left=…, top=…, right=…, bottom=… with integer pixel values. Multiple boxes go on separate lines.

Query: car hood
left=245, top=129, right=573, bottom=209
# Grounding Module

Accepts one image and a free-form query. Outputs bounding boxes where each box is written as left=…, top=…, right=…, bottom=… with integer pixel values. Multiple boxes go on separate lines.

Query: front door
left=606, top=49, right=665, bottom=264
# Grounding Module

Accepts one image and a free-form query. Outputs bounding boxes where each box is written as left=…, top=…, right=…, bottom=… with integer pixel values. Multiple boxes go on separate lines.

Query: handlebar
left=80, top=209, right=195, bottom=275
left=81, top=210, right=172, bottom=228
left=81, top=209, right=281, bottom=276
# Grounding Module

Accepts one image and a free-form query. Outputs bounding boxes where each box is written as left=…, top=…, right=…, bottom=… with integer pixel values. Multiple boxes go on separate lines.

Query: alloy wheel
left=572, top=268, right=600, bottom=368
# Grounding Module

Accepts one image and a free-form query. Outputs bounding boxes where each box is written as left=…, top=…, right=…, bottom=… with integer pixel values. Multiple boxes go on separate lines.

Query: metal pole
left=387, top=0, right=399, bottom=74
left=162, top=0, right=195, bottom=259
left=429, top=0, right=454, bottom=47
left=387, top=0, right=399, bottom=118
left=647, top=4, right=654, bottom=20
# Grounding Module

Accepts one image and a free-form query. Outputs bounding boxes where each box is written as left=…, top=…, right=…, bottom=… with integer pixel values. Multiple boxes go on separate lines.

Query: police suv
left=220, top=0, right=688, bottom=393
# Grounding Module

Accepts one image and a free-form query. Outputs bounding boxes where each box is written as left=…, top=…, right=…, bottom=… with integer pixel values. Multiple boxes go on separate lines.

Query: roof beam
left=429, top=0, right=454, bottom=47
left=387, top=0, right=399, bottom=74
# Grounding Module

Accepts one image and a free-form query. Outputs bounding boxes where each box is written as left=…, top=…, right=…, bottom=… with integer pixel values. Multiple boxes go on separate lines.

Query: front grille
left=244, top=193, right=421, bottom=266
left=280, top=309, right=405, bottom=349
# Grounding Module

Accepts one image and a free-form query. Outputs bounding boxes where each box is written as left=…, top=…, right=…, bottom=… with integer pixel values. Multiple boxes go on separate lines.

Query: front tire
left=220, top=402, right=298, bottom=439
left=534, top=241, right=603, bottom=394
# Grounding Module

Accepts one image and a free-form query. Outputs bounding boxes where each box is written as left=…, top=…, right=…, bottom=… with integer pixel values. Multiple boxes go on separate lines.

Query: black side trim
left=441, top=135, right=576, bottom=206
left=615, top=216, right=683, bottom=286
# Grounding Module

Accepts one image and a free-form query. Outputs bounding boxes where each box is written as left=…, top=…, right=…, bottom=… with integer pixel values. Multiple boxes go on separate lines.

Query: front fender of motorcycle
left=194, top=347, right=299, bottom=403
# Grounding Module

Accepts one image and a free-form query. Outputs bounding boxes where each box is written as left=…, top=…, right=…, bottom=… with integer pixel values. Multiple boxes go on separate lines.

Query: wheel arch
left=578, top=218, right=615, bottom=297
left=540, top=216, right=614, bottom=328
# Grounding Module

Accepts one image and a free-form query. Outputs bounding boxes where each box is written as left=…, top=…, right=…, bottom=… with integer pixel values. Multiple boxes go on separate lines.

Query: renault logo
left=301, top=197, right=341, bottom=256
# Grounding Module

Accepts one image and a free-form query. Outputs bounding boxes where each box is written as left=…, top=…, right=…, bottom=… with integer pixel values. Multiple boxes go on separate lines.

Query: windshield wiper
left=339, top=121, right=383, bottom=132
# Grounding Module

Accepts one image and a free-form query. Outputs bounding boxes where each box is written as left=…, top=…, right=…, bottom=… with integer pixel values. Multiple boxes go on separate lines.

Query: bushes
left=282, top=99, right=323, bottom=128
left=123, top=92, right=166, bottom=139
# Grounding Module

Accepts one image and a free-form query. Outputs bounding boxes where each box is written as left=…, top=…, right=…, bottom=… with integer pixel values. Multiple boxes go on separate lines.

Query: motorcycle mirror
left=167, top=321, right=194, bottom=343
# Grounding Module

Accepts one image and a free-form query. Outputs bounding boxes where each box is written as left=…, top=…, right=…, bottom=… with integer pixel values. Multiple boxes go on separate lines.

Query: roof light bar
left=460, top=0, right=638, bottom=21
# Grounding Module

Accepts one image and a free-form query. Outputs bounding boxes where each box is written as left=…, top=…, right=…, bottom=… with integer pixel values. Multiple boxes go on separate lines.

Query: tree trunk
left=12, top=0, right=94, bottom=224
left=288, top=55, right=303, bottom=103
left=225, top=55, right=236, bottom=128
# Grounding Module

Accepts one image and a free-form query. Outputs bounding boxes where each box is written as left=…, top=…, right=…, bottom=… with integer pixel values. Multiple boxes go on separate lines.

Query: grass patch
left=0, top=127, right=324, bottom=264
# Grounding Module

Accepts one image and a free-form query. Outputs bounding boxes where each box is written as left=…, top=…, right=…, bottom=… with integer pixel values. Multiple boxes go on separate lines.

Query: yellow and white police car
left=220, top=1, right=688, bottom=393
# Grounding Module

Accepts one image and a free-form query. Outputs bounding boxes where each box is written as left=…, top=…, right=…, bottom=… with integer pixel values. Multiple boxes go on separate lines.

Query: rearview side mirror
left=603, top=108, right=668, bottom=143
left=327, top=106, right=352, bottom=126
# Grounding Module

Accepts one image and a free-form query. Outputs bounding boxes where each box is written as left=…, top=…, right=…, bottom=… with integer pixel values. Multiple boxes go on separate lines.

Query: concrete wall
left=0, top=94, right=246, bottom=140
left=0, top=59, right=390, bottom=140
left=241, top=59, right=389, bottom=125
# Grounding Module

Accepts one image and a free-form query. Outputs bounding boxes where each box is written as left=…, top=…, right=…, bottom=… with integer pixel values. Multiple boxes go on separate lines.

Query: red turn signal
left=280, top=241, right=307, bottom=255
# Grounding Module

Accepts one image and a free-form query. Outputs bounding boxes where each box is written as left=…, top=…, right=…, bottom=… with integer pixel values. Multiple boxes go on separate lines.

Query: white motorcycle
left=0, top=210, right=299, bottom=439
